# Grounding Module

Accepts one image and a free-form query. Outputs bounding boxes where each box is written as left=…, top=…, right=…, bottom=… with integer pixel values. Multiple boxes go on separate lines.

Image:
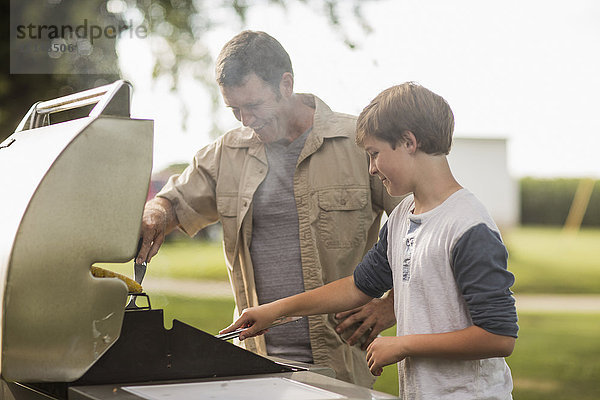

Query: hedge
left=520, top=177, right=600, bottom=226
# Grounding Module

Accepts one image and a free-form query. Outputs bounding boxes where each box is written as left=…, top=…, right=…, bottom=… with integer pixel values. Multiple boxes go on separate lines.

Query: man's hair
left=356, top=82, right=454, bottom=155
left=215, top=30, right=293, bottom=93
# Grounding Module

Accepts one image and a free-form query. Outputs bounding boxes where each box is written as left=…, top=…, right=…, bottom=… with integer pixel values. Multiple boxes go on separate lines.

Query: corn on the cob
left=90, top=266, right=143, bottom=293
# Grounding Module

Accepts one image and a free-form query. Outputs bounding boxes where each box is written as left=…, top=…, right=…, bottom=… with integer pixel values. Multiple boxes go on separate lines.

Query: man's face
left=220, top=73, right=289, bottom=143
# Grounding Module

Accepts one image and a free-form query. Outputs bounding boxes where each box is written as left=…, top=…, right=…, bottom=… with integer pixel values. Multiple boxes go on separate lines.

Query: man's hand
left=136, top=197, right=177, bottom=264
left=334, top=291, right=395, bottom=350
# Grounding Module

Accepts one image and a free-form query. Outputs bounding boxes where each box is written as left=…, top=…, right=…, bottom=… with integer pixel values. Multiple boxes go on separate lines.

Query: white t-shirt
left=387, top=189, right=514, bottom=400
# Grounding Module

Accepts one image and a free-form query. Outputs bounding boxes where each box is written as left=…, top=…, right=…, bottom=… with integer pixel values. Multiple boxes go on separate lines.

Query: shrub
left=520, top=178, right=600, bottom=226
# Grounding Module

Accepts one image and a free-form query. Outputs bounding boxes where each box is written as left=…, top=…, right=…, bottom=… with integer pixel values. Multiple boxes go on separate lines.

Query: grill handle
left=14, top=80, right=132, bottom=132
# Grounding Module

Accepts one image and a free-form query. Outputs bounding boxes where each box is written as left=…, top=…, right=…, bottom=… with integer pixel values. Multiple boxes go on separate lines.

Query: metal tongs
left=125, top=261, right=147, bottom=309
left=126, top=240, right=148, bottom=310
left=215, top=316, right=303, bottom=341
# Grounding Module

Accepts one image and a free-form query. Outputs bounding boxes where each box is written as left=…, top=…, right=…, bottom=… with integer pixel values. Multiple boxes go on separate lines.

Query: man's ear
left=280, top=72, right=294, bottom=97
left=404, top=131, right=418, bottom=154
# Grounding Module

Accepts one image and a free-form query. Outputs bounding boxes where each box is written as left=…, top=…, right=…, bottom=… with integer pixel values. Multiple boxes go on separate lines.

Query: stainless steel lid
left=0, top=81, right=153, bottom=382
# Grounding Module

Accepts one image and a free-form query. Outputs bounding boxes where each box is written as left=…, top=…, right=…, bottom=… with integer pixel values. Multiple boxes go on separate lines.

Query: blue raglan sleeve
left=353, top=222, right=393, bottom=298
left=451, top=223, right=519, bottom=338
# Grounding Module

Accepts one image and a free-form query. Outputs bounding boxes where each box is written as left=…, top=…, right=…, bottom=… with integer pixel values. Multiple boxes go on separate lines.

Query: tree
left=2, top=0, right=375, bottom=142
left=1, top=0, right=122, bottom=141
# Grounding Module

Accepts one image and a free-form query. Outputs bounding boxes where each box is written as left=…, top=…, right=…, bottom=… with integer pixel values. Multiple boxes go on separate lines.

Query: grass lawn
left=505, top=226, right=600, bottom=294
left=152, top=294, right=600, bottom=399
left=97, top=240, right=229, bottom=281
left=508, top=312, right=600, bottom=400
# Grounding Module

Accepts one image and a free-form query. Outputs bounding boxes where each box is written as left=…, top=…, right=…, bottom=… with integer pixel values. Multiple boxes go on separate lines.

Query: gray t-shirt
left=250, top=128, right=313, bottom=362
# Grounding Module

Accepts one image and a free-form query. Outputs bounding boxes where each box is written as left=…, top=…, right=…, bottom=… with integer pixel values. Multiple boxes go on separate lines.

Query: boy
left=220, top=82, right=518, bottom=399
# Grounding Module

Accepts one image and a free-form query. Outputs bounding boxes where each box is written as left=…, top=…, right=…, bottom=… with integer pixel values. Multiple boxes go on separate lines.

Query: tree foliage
left=2, top=0, right=375, bottom=142
left=2, top=0, right=122, bottom=141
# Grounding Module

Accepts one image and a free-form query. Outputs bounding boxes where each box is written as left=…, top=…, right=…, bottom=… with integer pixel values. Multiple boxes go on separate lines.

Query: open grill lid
left=0, top=81, right=153, bottom=382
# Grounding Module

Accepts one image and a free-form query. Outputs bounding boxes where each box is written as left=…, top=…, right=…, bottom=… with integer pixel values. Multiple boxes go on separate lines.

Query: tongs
left=125, top=261, right=147, bottom=309
left=126, top=240, right=147, bottom=310
left=215, top=316, right=303, bottom=341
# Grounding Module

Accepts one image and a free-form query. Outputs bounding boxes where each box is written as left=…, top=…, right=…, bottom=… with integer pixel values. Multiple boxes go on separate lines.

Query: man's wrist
left=146, top=196, right=171, bottom=212
left=383, top=289, right=394, bottom=302
left=146, top=197, right=178, bottom=229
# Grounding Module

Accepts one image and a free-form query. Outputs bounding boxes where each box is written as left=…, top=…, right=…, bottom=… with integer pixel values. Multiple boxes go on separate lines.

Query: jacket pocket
left=217, top=195, right=238, bottom=252
left=317, top=188, right=368, bottom=249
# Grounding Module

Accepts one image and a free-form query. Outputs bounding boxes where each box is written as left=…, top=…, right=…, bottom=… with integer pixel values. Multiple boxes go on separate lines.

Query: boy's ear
left=404, top=131, right=418, bottom=154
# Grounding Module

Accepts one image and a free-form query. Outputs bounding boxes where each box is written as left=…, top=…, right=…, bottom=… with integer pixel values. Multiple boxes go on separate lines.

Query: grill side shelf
left=75, top=309, right=297, bottom=385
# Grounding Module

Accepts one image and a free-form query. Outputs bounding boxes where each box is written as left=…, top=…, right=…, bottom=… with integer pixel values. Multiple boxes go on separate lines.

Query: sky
left=116, top=0, right=600, bottom=178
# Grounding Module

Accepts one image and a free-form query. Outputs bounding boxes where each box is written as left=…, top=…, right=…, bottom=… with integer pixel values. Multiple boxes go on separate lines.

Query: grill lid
left=0, top=81, right=153, bottom=382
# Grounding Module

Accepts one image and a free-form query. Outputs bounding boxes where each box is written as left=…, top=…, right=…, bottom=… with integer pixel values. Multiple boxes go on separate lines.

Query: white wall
left=448, top=137, right=519, bottom=229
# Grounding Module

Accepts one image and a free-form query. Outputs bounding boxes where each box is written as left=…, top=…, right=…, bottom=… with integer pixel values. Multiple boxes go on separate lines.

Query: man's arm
left=334, top=158, right=401, bottom=347
left=335, top=222, right=396, bottom=349
left=136, top=197, right=179, bottom=264
left=220, top=276, right=373, bottom=340
left=335, top=153, right=403, bottom=350
left=137, top=140, right=221, bottom=264
left=332, top=150, right=404, bottom=348
left=366, top=325, right=515, bottom=376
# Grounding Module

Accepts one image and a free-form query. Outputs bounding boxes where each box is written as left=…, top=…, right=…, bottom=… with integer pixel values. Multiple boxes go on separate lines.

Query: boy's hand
left=334, top=293, right=395, bottom=350
left=366, top=336, right=405, bottom=376
left=218, top=305, right=279, bottom=340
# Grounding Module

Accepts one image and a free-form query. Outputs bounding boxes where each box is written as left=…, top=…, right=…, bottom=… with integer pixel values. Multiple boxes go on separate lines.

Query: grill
left=0, top=81, right=399, bottom=400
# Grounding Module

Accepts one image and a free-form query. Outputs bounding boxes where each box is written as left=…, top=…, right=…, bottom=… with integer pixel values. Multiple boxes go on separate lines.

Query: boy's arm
left=219, top=276, right=373, bottom=340
left=366, top=325, right=515, bottom=376
left=452, top=224, right=519, bottom=338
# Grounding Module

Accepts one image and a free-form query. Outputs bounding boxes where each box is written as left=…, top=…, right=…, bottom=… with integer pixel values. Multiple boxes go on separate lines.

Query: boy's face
left=363, top=135, right=413, bottom=197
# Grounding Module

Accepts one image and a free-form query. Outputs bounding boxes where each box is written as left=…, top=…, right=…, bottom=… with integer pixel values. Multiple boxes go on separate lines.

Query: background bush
left=520, top=177, right=600, bottom=226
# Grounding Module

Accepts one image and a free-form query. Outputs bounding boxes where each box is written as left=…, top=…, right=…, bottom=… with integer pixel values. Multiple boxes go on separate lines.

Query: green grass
left=152, top=293, right=235, bottom=334
left=508, top=312, right=600, bottom=400
left=505, top=226, right=600, bottom=294
left=96, top=240, right=229, bottom=281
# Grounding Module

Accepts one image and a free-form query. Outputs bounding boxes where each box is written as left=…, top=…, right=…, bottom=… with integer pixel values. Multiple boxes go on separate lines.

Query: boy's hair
left=356, top=82, right=454, bottom=155
left=215, top=30, right=293, bottom=94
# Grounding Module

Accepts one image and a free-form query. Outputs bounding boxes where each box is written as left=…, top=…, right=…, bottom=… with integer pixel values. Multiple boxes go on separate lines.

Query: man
left=136, top=30, right=399, bottom=386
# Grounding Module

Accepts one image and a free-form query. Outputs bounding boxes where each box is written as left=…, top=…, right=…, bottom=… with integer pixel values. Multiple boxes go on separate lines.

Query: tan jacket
left=158, top=95, right=399, bottom=386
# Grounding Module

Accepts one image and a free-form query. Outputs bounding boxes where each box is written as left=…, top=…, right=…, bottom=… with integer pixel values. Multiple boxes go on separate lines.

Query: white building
left=448, top=137, right=519, bottom=230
